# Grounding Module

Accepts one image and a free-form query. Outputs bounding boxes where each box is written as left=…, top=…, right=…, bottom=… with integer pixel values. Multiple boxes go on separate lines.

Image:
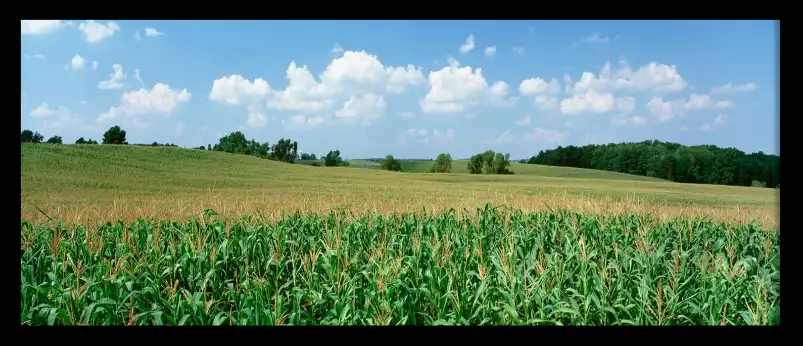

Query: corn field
left=20, top=205, right=780, bottom=325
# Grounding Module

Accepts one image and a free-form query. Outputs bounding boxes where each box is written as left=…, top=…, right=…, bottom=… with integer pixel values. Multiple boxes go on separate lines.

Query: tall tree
left=20, top=130, right=44, bottom=143
left=46, top=136, right=63, bottom=144
left=431, top=153, right=453, bottom=173
left=102, top=126, right=127, bottom=145
left=381, top=155, right=403, bottom=171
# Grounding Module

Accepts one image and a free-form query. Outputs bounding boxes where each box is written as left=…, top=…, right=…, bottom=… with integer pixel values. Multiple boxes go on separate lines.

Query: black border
left=17, top=12, right=790, bottom=341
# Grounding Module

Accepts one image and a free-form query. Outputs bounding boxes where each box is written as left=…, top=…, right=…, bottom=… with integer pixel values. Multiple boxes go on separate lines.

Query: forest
left=526, top=140, right=780, bottom=188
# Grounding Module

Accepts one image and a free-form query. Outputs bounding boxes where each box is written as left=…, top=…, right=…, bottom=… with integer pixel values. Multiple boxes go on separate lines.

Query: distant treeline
left=526, top=140, right=779, bottom=188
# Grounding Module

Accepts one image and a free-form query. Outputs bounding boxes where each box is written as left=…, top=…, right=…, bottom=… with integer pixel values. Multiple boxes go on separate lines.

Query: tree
left=324, top=150, right=343, bottom=167
left=213, top=131, right=249, bottom=153
left=21, top=130, right=44, bottom=143
left=46, top=136, right=63, bottom=144
left=381, top=155, right=403, bottom=171
left=102, top=126, right=127, bottom=145
left=197, top=145, right=206, bottom=150
left=310, top=153, right=317, bottom=161
left=271, top=138, right=298, bottom=163
left=207, top=144, right=212, bottom=151
left=86, top=139, right=98, bottom=144
left=492, top=152, right=513, bottom=174
left=75, top=137, right=87, bottom=144
left=467, top=154, right=484, bottom=174
left=431, top=153, right=453, bottom=173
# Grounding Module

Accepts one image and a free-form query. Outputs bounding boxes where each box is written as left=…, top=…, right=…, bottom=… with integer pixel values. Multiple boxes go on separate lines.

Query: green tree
left=46, top=136, right=63, bottom=144
left=75, top=137, right=87, bottom=144
left=324, top=150, right=343, bottom=167
left=467, top=154, right=484, bottom=174
left=102, top=126, right=127, bottom=145
left=381, top=155, right=403, bottom=171
left=310, top=153, right=317, bottom=160
left=430, top=153, right=453, bottom=173
left=20, top=130, right=44, bottom=143
left=207, top=144, right=212, bottom=151
left=492, top=152, right=513, bottom=174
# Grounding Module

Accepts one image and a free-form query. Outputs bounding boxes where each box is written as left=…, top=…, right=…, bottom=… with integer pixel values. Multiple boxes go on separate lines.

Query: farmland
left=20, top=144, right=780, bottom=325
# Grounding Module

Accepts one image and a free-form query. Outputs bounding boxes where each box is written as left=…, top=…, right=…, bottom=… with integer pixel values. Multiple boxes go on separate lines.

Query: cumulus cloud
left=515, top=115, right=531, bottom=125
left=70, top=55, right=86, bottom=70
left=78, top=20, right=120, bottom=43
left=98, top=83, right=191, bottom=127
left=397, top=111, right=414, bottom=118
left=209, top=74, right=271, bottom=105
left=133, top=69, right=143, bottom=84
left=711, top=82, right=757, bottom=94
left=567, top=60, right=687, bottom=95
left=420, top=58, right=514, bottom=113
left=646, top=94, right=733, bottom=122
left=484, top=46, right=496, bottom=57
left=519, top=77, right=561, bottom=110
left=21, top=20, right=67, bottom=35
left=28, top=102, right=80, bottom=129
left=282, top=115, right=326, bottom=129
left=334, top=93, right=386, bottom=125
left=144, top=27, right=164, bottom=37
left=331, top=43, right=344, bottom=55
left=459, top=35, right=475, bottom=53
left=714, top=113, right=728, bottom=124
left=98, top=64, right=126, bottom=89
left=560, top=90, right=634, bottom=115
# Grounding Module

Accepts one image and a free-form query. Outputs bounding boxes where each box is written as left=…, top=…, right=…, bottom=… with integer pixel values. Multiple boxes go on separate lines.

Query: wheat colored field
left=21, top=144, right=778, bottom=228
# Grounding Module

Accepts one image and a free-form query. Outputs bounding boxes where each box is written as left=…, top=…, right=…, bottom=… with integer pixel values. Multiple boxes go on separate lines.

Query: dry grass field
left=21, top=144, right=778, bottom=228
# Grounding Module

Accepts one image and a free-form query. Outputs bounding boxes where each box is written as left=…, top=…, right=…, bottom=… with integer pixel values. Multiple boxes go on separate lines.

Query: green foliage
left=430, top=153, right=452, bottom=173
left=751, top=180, right=767, bottom=188
left=19, top=206, right=780, bottom=325
left=75, top=137, right=86, bottom=144
left=207, top=144, right=212, bottom=151
left=102, top=126, right=127, bottom=145
left=46, top=136, right=63, bottom=144
left=21, top=130, right=44, bottom=143
left=527, top=140, right=780, bottom=188
left=271, top=139, right=298, bottom=163
left=196, top=146, right=207, bottom=150
left=325, top=150, right=344, bottom=167
left=311, top=162, right=320, bottom=167
left=381, top=155, right=403, bottom=171
left=467, top=150, right=513, bottom=174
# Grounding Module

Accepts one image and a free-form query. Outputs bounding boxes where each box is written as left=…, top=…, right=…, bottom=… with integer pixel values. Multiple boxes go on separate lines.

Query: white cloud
left=397, top=127, right=445, bottom=146
left=21, top=20, right=66, bottom=35
left=209, top=74, right=271, bottom=105
left=512, top=46, right=525, bottom=55
left=98, top=64, right=126, bottom=89
left=560, top=90, right=620, bottom=115
left=92, top=61, right=99, bottom=70
left=522, top=127, right=568, bottom=143
left=282, top=115, right=326, bottom=129
left=532, top=95, right=557, bottom=110
left=398, top=111, right=414, bottom=118
left=568, top=60, right=687, bottom=95
left=175, top=122, right=186, bottom=136
left=699, top=123, right=712, bottom=132
left=24, top=54, right=45, bottom=60
left=489, top=127, right=568, bottom=144
left=98, top=83, right=191, bottom=126
left=28, top=103, right=76, bottom=129
left=611, top=115, right=647, bottom=126
left=144, top=27, right=164, bottom=37
left=571, top=32, right=611, bottom=48
left=78, top=20, right=120, bottom=44
left=331, top=43, right=344, bottom=55
left=615, top=96, right=636, bottom=113
left=245, top=104, right=268, bottom=128
left=515, top=115, right=531, bottom=125
left=484, top=46, right=496, bottom=57
left=133, top=69, right=143, bottom=84
left=714, top=113, right=728, bottom=124
left=321, top=50, right=425, bottom=95
left=334, top=93, right=386, bottom=125
left=711, top=82, right=757, bottom=94
left=519, top=77, right=561, bottom=95
left=459, top=35, right=475, bottom=53
left=420, top=58, right=513, bottom=113
left=646, top=94, right=733, bottom=122
left=70, top=55, right=86, bottom=70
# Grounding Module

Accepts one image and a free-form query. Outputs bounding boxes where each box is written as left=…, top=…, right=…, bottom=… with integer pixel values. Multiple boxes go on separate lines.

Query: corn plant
left=20, top=205, right=780, bottom=325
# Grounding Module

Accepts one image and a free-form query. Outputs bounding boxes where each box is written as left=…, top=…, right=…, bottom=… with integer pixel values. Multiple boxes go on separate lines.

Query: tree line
left=526, top=140, right=779, bottom=188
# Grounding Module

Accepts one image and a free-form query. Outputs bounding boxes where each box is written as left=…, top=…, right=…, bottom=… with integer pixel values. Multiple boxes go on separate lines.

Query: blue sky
left=21, top=20, right=778, bottom=159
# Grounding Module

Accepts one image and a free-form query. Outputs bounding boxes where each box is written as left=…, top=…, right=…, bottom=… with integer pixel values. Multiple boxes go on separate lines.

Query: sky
left=21, top=20, right=779, bottom=159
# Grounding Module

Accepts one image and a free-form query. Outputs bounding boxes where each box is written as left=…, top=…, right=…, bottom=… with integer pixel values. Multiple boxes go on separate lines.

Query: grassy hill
left=21, top=144, right=778, bottom=226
